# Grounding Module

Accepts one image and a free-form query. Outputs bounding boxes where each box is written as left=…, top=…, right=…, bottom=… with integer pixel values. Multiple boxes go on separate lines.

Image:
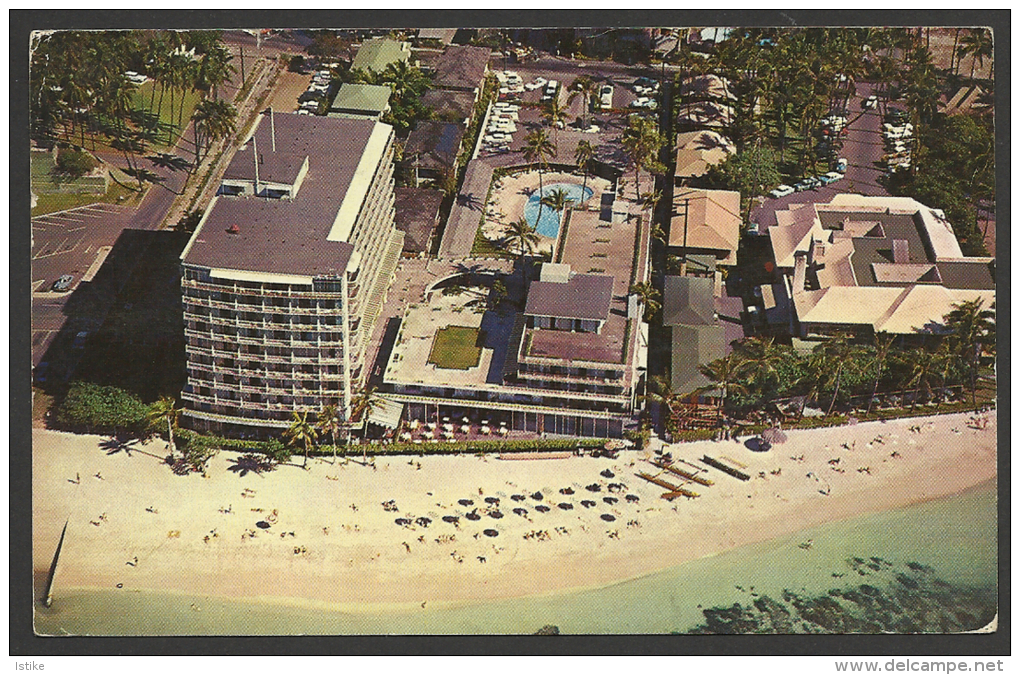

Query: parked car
left=794, top=178, right=819, bottom=192
left=821, top=171, right=845, bottom=184
left=51, top=274, right=74, bottom=292
left=836, top=157, right=848, bottom=172
left=884, top=109, right=909, bottom=123
left=769, top=184, right=795, bottom=198
left=124, top=70, right=148, bottom=85
left=600, top=84, right=614, bottom=108
left=525, top=77, right=547, bottom=91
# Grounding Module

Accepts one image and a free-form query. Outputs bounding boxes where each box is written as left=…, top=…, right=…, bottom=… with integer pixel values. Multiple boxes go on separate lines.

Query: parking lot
left=750, top=82, right=894, bottom=229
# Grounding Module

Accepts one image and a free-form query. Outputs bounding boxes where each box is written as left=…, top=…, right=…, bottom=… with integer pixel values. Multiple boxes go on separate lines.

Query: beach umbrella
left=761, top=427, right=788, bottom=445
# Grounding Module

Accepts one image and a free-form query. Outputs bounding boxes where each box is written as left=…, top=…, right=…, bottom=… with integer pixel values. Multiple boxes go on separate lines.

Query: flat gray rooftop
left=184, top=114, right=381, bottom=277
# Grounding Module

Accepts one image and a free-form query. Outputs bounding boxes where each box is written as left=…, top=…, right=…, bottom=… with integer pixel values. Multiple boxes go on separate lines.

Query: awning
left=368, top=398, right=404, bottom=429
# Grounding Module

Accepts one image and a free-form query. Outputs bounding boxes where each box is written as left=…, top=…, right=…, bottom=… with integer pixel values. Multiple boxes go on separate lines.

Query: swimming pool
left=523, top=183, right=594, bottom=238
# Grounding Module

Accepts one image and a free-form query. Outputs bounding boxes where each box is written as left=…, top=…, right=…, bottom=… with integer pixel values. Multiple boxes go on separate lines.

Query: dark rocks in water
left=600, top=514, right=616, bottom=522
left=256, top=521, right=271, bottom=529
left=483, top=528, right=499, bottom=537
left=465, top=511, right=481, bottom=521
left=603, top=496, right=618, bottom=505
left=585, top=483, right=601, bottom=492
left=530, top=492, right=544, bottom=501
left=442, top=515, right=459, bottom=524
left=484, top=497, right=500, bottom=505
left=511, top=494, right=526, bottom=502
left=534, top=624, right=560, bottom=635
left=685, top=561, right=997, bottom=635
left=513, top=507, right=528, bottom=517
left=559, top=487, right=574, bottom=495
left=458, top=499, right=474, bottom=507
left=895, top=573, right=919, bottom=590
left=558, top=502, right=573, bottom=510
left=535, top=505, right=550, bottom=513
left=625, top=494, right=640, bottom=502
left=489, top=510, right=504, bottom=519
left=600, top=469, right=615, bottom=478
left=395, top=518, right=411, bottom=526
left=581, top=500, right=596, bottom=508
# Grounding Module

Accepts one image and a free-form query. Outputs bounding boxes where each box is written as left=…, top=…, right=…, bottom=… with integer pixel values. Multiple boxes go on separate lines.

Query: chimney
left=792, top=251, right=808, bottom=293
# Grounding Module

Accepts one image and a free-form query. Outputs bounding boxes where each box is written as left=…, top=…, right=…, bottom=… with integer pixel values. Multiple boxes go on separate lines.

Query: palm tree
left=642, top=374, right=681, bottom=437
left=145, top=396, right=182, bottom=454
left=522, top=128, right=556, bottom=227
left=574, top=139, right=596, bottom=204
left=503, top=218, right=540, bottom=266
left=349, top=385, right=384, bottom=464
left=192, top=98, right=237, bottom=167
left=195, top=44, right=236, bottom=100
left=733, top=337, right=787, bottom=403
left=640, top=190, right=661, bottom=214
left=697, top=353, right=749, bottom=414
left=809, top=333, right=857, bottom=416
left=567, top=75, right=599, bottom=128
left=960, top=28, right=993, bottom=81
left=905, top=348, right=945, bottom=409
left=540, top=186, right=575, bottom=213
left=284, top=411, right=318, bottom=468
left=316, top=402, right=344, bottom=464
left=543, top=93, right=568, bottom=142
left=628, top=281, right=661, bottom=322
left=621, top=116, right=666, bottom=201
left=865, top=333, right=896, bottom=415
left=943, top=299, right=996, bottom=404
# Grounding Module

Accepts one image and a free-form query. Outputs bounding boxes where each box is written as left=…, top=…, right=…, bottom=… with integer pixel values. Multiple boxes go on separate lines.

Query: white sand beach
left=32, top=410, right=996, bottom=612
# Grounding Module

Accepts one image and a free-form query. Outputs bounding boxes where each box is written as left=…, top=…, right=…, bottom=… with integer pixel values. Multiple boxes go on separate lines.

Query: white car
left=600, top=84, right=614, bottom=108
left=525, top=76, right=548, bottom=91
left=769, top=185, right=795, bottom=198
left=822, top=171, right=845, bottom=183
left=124, top=71, right=149, bottom=85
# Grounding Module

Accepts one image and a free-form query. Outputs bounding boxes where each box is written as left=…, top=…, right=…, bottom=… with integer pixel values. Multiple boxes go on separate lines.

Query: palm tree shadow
left=100, top=436, right=139, bottom=456
left=147, top=152, right=192, bottom=173
left=99, top=436, right=167, bottom=461
left=456, top=192, right=483, bottom=211
left=227, top=453, right=274, bottom=477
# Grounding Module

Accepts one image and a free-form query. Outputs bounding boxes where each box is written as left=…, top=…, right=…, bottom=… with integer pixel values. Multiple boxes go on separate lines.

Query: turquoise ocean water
left=34, top=481, right=996, bottom=635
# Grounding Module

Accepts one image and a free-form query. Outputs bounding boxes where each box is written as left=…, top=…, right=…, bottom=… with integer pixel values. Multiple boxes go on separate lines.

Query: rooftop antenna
left=270, top=107, right=276, bottom=153
left=252, top=133, right=260, bottom=196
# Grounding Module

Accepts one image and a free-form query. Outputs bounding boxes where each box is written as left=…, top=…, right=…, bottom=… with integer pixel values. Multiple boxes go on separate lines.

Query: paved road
left=750, top=82, right=893, bottom=229
left=30, top=46, right=283, bottom=371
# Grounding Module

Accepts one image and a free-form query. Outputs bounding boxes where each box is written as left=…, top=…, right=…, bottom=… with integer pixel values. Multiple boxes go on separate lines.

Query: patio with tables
left=396, top=412, right=523, bottom=445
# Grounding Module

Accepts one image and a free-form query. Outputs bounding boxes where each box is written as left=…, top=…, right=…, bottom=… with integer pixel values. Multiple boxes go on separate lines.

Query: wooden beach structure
left=654, top=460, right=714, bottom=486
left=637, top=471, right=700, bottom=499
left=700, top=455, right=751, bottom=481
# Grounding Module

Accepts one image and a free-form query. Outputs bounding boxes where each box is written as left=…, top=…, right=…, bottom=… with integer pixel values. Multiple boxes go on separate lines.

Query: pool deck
left=480, top=170, right=611, bottom=255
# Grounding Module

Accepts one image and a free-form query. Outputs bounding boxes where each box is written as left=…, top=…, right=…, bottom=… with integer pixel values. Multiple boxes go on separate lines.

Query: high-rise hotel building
left=180, top=113, right=402, bottom=433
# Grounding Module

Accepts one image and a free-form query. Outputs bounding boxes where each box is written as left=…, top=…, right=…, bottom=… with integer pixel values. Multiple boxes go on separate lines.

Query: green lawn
left=427, top=326, right=483, bottom=370
left=31, top=153, right=140, bottom=216
left=130, top=81, right=203, bottom=149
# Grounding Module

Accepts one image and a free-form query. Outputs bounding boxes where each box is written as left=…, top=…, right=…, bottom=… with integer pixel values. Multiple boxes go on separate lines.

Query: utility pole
left=674, top=196, right=690, bottom=276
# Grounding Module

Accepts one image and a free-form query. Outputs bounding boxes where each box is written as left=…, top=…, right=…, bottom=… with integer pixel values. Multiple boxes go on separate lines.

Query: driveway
left=751, top=82, right=892, bottom=229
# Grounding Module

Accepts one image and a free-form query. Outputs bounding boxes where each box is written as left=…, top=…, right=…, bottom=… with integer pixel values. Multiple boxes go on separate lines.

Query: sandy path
left=32, top=410, right=996, bottom=611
